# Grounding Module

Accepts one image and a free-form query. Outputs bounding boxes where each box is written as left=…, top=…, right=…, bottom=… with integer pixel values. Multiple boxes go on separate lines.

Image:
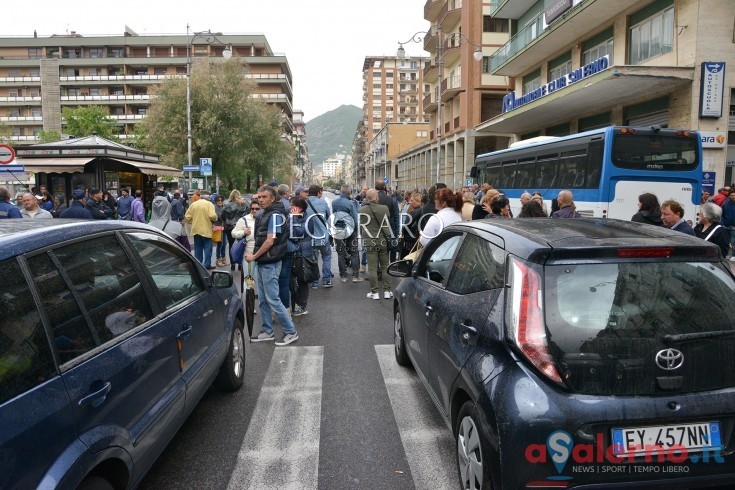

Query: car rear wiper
left=663, top=330, right=735, bottom=343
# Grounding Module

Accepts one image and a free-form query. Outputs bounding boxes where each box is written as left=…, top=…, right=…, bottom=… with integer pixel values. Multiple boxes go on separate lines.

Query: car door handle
left=177, top=324, right=193, bottom=341
left=460, top=322, right=477, bottom=341
left=78, top=381, right=112, bottom=408
left=424, top=304, right=433, bottom=316
left=201, top=309, right=214, bottom=318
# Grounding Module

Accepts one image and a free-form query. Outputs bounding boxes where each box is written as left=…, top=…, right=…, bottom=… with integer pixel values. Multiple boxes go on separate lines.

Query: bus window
left=485, top=164, right=502, bottom=189
left=516, top=158, right=535, bottom=189
left=559, top=149, right=587, bottom=188
left=611, top=132, right=698, bottom=170
left=535, top=154, right=559, bottom=189
left=501, top=160, right=518, bottom=188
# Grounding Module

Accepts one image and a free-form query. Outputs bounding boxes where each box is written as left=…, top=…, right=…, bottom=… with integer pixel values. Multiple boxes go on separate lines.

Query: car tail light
left=617, top=247, right=673, bottom=258
left=509, top=258, right=563, bottom=384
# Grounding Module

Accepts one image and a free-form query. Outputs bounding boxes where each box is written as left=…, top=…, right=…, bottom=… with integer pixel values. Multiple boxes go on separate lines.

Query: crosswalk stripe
left=227, top=346, right=324, bottom=490
left=374, top=344, right=456, bottom=490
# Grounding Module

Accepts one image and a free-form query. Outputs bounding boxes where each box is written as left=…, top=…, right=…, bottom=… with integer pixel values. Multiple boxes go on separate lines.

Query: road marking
left=227, top=346, right=323, bottom=490
left=374, top=344, right=456, bottom=490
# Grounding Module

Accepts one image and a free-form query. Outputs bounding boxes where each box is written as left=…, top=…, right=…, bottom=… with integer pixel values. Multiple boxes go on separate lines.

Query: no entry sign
left=0, top=144, right=16, bottom=165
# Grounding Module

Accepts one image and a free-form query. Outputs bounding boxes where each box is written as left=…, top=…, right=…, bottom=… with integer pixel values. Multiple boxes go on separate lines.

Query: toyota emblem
left=655, top=348, right=684, bottom=370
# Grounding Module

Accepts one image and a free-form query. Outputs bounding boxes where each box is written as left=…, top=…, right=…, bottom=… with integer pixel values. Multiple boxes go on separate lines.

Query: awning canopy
left=14, top=156, right=182, bottom=178
left=476, top=65, right=695, bottom=135
left=15, top=157, right=92, bottom=174
left=106, top=158, right=182, bottom=178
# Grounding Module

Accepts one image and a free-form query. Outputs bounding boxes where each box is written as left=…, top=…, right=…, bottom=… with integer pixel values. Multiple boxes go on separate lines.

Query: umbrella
left=244, top=262, right=256, bottom=339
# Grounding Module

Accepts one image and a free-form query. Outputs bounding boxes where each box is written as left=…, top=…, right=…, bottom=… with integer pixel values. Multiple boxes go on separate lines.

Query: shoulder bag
left=292, top=241, right=320, bottom=283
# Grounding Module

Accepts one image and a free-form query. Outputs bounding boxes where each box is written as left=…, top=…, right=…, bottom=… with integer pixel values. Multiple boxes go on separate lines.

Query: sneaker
left=352, top=277, right=361, bottom=283
left=366, top=292, right=379, bottom=300
left=275, top=332, right=299, bottom=346
left=360, top=266, right=366, bottom=273
left=311, top=282, right=319, bottom=289
left=251, top=331, right=275, bottom=342
left=323, top=280, right=333, bottom=288
left=340, top=277, right=348, bottom=283
left=384, top=291, right=394, bottom=299
left=293, top=305, right=308, bottom=316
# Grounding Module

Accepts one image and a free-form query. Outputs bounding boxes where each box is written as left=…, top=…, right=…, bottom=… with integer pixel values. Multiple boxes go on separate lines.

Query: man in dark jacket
left=85, top=187, right=114, bottom=220
left=245, top=185, right=298, bottom=346
left=331, top=184, right=360, bottom=282
left=170, top=192, right=185, bottom=222
left=60, top=189, right=94, bottom=219
left=0, top=186, right=21, bottom=219
left=375, top=180, right=400, bottom=260
left=116, top=188, right=133, bottom=220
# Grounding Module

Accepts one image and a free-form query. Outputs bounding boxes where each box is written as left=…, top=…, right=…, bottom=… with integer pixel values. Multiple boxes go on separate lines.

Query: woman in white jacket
left=231, top=202, right=259, bottom=292
left=419, top=188, right=463, bottom=247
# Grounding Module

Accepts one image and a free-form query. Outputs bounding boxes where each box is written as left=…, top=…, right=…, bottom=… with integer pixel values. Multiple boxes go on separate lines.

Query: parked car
left=0, top=219, right=245, bottom=489
left=388, top=218, right=735, bottom=489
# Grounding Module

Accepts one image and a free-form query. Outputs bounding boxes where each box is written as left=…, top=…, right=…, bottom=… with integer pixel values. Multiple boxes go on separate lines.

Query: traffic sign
left=0, top=165, right=24, bottom=173
left=199, top=157, right=212, bottom=176
left=183, top=165, right=199, bottom=171
left=0, top=144, right=15, bottom=164
left=383, top=176, right=389, bottom=184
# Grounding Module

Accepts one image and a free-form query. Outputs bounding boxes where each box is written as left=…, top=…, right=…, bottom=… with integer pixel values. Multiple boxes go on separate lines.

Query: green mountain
left=306, top=104, right=362, bottom=171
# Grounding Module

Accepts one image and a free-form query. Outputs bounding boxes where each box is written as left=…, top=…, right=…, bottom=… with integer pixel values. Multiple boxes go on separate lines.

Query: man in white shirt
left=20, top=193, right=53, bottom=219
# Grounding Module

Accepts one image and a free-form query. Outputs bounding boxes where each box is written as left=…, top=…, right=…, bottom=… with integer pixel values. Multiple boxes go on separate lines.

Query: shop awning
left=107, top=158, right=183, bottom=178
left=15, top=157, right=92, bottom=174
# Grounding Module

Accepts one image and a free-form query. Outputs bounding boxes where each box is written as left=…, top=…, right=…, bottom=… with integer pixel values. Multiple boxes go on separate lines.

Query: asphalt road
left=139, top=257, right=457, bottom=489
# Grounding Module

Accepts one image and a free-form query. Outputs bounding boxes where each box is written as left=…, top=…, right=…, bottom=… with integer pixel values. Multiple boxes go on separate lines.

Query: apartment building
left=477, top=0, right=735, bottom=186
left=360, top=55, right=430, bottom=186
left=392, top=0, right=513, bottom=191
left=367, top=122, right=431, bottom=189
left=0, top=26, right=293, bottom=144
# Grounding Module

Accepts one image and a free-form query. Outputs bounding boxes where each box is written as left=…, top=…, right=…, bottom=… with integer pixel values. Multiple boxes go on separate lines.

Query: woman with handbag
left=223, top=189, right=249, bottom=270
left=213, top=195, right=227, bottom=267
left=232, top=201, right=258, bottom=293
left=288, top=196, right=316, bottom=316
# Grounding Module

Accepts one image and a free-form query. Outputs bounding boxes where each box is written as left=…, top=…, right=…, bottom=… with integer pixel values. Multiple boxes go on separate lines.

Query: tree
left=62, top=106, right=118, bottom=140
left=139, top=58, right=293, bottom=192
left=36, top=130, right=61, bottom=143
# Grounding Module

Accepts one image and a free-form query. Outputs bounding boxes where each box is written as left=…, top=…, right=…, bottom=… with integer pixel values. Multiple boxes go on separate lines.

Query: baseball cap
left=72, top=189, right=86, bottom=200
left=34, top=194, right=43, bottom=200
left=295, top=186, right=307, bottom=194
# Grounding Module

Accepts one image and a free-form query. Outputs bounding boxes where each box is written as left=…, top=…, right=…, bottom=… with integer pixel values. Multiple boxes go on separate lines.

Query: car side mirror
left=387, top=260, right=413, bottom=277
left=210, top=270, right=233, bottom=288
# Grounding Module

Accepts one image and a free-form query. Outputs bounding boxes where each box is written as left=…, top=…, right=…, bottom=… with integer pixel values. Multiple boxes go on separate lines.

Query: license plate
left=612, top=422, right=722, bottom=456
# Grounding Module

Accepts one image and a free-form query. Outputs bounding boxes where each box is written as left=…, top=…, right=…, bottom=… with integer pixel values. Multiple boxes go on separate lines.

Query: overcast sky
left=9, top=0, right=429, bottom=122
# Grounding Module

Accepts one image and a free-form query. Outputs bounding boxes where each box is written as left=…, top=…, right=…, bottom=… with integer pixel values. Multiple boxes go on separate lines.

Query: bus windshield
left=611, top=132, right=699, bottom=171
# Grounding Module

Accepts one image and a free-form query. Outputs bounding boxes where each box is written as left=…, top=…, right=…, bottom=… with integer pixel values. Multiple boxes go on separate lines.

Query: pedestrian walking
left=306, top=184, right=333, bottom=288
left=131, top=190, right=146, bottom=223
left=185, top=189, right=217, bottom=269
left=331, top=184, right=360, bottom=283
left=359, top=189, right=393, bottom=300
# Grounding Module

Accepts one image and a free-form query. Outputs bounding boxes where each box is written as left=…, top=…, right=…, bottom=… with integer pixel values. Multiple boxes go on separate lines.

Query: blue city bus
left=471, top=126, right=703, bottom=221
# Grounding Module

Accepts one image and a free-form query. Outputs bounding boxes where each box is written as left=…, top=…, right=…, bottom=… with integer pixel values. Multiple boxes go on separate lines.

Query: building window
left=108, top=48, right=125, bottom=58
left=549, top=60, right=572, bottom=82
left=8, top=70, right=20, bottom=77
left=584, top=38, right=614, bottom=64
left=67, top=88, right=80, bottom=96
left=87, top=68, right=98, bottom=76
left=10, top=109, right=19, bottom=117
left=373, top=95, right=381, bottom=100
left=27, top=48, right=41, bottom=59
left=154, top=68, right=167, bottom=75
left=64, top=49, right=80, bottom=59
left=372, top=105, right=381, bottom=111
left=482, top=57, right=491, bottom=73
left=410, top=61, right=418, bottom=69
left=89, top=48, right=103, bottom=58
left=629, top=5, right=674, bottom=64
left=483, top=16, right=509, bottom=33
left=31, top=108, right=41, bottom=117
left=29, top=69, right=39, bottom=77
left=29, top=89, right=40, bottom=97
left=89, top=88, right=101, bottom=96
left=8, top=90, right=18, bottom=97
left=522, top=71, right=541, bottom=94
left=386, top=72, right=394, bottom=78
left=373, top=72, right=382, bottom=78
left=386, top=84, right=393, bottom=89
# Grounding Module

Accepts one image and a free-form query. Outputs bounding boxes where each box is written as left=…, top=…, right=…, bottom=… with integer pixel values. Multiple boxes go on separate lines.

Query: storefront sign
left=702, top=171, right=716, bottom=195
left=700, top=131, right=727, bottom=148
left=502, top=56, right=609, bottom=114
left=699, top=62, right=725, bottom=118
left=545, top=0, right=572, bottom=24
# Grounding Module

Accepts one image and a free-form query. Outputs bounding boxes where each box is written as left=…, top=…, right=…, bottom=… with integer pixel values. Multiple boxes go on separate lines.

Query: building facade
left=395, top=0, right=513, bottom=191
left=0, top=26, right=293, bottom=144
left=360, top=55, right=430, bottom=187
left=477, top=0, right=735, bottom=187
left=367, top=122, right=431, bottom=189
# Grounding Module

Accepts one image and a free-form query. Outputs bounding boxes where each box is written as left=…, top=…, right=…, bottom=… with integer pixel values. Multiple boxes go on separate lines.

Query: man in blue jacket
left=331, top=184, right=360, bottom=282
left=0, top=186, right=21, bottom=219
left=116, top=188, right=133, bottom=220
left=59, top=189, right=94, bottom=219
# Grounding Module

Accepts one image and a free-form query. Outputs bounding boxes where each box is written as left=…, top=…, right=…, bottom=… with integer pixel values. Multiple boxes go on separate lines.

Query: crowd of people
left=3, top=177, right=734, bottom=348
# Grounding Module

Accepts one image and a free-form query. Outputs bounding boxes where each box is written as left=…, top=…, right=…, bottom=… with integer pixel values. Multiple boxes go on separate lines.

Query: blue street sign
left=199, top=157, right=212, bottom=176
left=466, top=179, right=473, bottom=186
left=0, top=165, right=24, bottom=173
left=702, top=171, right=716, bottom=195
left=183, top=165, right=199, bottom=171
left=383, top=176, right=389, bottom=184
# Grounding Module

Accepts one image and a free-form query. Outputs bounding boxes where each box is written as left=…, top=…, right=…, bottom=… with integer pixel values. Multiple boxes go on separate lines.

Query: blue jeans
left=312, top=241, right=333, bottom=284
left=256, top=261, right=296, bottom=336
left=193, top=235, right=213, bottom=267
left=279, top=255, right=292, bottom=309
left=216, top=239, right=226, bottom=260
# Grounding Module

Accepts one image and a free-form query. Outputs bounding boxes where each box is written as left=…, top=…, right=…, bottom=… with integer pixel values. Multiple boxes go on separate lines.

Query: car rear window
left=543, top=261, right=735, bottom=395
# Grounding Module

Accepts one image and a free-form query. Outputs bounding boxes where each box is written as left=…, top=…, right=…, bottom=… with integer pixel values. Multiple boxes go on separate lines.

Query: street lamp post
left=186, top=24, right=232, bottom=191
left=398, top=27, right=482, bottom=187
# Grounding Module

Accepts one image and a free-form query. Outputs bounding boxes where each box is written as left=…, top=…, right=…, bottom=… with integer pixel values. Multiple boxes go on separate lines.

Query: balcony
left=489, top=0, right=536, bottom=19
left=0, top=116, right=42, bottom=124
left=423, top=30, right=437, bottom=53
left=61, top=95, right=151, bottom=102
left=439, top=0, right=462, bottom=29
left=0, top=96, right=42, bottom=106
left=423, top=89, right=438, bottom=113
left=441, top=32, right=463, bottom=67
left=424, top=0, right=442, bottom=21
left=440, top=74, right=464, bottom=102
left=489, top=0, right=641, bottom=76
left=0, top=76, right=41, bottom=85
left=423, top=61, right=438, bottom=83
left=59, top=74, right=172, bottom=84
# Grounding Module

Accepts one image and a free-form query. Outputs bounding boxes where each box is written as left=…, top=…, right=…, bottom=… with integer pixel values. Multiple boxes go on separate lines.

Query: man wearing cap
left=85, top=187, right=114, bottom=220
left=185, top=189, right=218, bottom=269
left=295, top=186, right=308, bottom=199
left=20, top=193, right=53, bottom=219
left=60, top=189, right=94, bottom=219
left=0, top=186, right=22, bottom=219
